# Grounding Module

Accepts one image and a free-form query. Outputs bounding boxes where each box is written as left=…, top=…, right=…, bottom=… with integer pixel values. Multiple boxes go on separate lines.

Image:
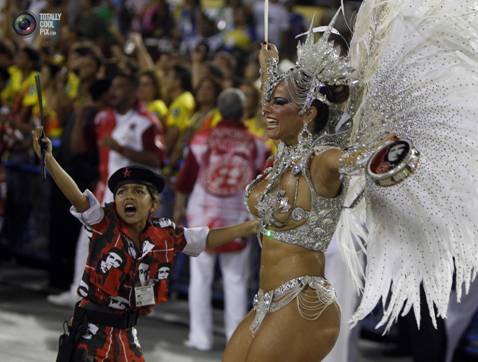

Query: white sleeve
left=182, top=227, right=209, bottom=257
left=69, top=190, right=104, bottom=227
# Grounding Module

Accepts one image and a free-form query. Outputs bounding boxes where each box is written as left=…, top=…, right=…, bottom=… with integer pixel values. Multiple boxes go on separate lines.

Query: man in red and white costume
left=50, top=71, right=164, bottom=307
left=175, top=88, right=268, bottom=351
left=95, top=72, right=164, bottom=202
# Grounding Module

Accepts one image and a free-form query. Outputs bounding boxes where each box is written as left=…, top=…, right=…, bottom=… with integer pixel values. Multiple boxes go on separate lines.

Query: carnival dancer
left=223, top=0, right=478, bottom=360
left=223, top=39, right=355, bottom=361
left=32, top=128, right=257, bottom=362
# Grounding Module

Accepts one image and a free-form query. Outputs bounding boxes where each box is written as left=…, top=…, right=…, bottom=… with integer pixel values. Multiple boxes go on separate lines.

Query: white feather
left=348, top=0, right=478, bottom=332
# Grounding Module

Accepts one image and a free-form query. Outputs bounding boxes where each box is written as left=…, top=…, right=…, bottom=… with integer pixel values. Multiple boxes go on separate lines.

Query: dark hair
left=239, top=80, right=260, bottom=117
left=21, top=46, right=41, bottom=70
left=311, top=84, right=350, bottom=134
left=204, top=61, right=225, bottom=82
left=74, top=44, right=102, bottom=70
left=214, top=51, right=237, bottom=71
left=193, top=76, right=222, bottom=104
left=89, top=78, right=112, bottom=101
left=194, top=41, right=210, bottom=60
left=0, top=41, right=13, bottom=59
left=112, top=62, right=139, bottom=88
left=0, top=67, right=10, bottom=84
left=114, top=72, right=138, bottom=88
left=146, top=185, right=160, bottom=205
left=172, top=64, right=192, bottom=92
left=139, top=70, right=161, bottom=100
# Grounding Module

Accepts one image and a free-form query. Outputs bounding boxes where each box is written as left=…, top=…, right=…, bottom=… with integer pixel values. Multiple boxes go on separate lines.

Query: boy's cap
left=108, top=166, right=164, bottom=194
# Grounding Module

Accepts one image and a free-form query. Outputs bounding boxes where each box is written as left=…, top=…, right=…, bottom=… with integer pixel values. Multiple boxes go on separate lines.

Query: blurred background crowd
left=0, top=0, right=476, bottom=361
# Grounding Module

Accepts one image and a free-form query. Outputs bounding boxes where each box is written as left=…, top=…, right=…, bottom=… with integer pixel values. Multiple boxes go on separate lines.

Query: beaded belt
left=250, top=276, right=336, bottom=335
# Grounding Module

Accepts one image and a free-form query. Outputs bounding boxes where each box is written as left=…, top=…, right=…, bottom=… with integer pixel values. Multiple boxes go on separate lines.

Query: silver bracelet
left=338, top=144, right=374, bottom=175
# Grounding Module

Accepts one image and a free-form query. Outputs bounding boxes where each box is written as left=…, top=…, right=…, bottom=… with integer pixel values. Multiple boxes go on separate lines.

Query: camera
left=13, top=11, right=37, bottom=36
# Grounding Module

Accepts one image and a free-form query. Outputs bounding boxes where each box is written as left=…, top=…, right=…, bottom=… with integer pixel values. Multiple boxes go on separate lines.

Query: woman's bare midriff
left=259, top=236, right=326, bottom=291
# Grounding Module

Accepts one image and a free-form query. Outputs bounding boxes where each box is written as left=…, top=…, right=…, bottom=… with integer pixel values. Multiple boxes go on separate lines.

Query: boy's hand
left=245, top=219, right=259, bottom=234
left=32, top=127, right=52, bottom=158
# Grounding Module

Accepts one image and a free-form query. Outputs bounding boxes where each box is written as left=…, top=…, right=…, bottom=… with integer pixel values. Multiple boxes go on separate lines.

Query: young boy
left=32, top=127, right=257, bottom=361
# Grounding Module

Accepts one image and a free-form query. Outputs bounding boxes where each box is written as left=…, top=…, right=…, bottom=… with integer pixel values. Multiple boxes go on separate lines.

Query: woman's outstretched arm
left=32, top=127, right=89, bottom=212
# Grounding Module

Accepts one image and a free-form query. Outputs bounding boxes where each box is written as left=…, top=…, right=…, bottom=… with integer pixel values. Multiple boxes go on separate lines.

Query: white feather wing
left=347, top=0, right=478, bottom=331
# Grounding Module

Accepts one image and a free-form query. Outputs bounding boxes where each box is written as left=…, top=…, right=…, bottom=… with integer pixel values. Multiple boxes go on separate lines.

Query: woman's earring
left=298, top=120, right=313, bottom=146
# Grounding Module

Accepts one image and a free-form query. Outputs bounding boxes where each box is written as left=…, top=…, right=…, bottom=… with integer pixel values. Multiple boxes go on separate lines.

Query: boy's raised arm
left=32, top=127, right=90, bottom=212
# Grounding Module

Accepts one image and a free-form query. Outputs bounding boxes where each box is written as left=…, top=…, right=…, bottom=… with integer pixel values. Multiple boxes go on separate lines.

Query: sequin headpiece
left=264, top=11, right=354, bottom=115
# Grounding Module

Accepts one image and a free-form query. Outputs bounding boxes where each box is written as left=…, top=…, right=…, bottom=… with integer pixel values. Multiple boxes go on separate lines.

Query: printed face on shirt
left=157, top=264, right=171, bottom=280
left=114, top=183, right=157, bottom=227
left=100, top=251, right=123, bottom=274
left=138, top=262, right=150, bottom=286
left=262, top=81, right=315, bottom=144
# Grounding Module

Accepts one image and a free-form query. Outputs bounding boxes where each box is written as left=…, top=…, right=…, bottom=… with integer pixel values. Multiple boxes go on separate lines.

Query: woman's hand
left=381, top=133, right=399, bottom=144
left=32, top=127, right=52, bottom=159
left=259, top=42, right=279, bottom=70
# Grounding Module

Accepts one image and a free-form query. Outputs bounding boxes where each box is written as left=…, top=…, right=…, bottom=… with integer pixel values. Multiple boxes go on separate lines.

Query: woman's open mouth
left=266, top=118, right=279, bottom=130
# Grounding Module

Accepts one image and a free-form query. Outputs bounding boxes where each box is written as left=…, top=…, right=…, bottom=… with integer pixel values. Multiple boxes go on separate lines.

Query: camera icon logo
left=13, top=11, right=37, bottom=36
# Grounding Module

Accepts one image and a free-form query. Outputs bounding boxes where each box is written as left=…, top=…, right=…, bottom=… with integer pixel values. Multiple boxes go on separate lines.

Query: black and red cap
left=108, top=166, right=164, bottom=194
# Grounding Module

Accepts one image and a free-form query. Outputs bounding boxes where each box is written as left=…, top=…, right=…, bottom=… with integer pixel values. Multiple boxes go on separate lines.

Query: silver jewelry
left=298, top=121, right=313, bottom=148
left=250, top=275, right=336, bottom=335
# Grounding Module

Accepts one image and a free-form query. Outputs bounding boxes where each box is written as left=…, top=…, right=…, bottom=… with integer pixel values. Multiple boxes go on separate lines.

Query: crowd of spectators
left=0, top=0, right=309, bottom=283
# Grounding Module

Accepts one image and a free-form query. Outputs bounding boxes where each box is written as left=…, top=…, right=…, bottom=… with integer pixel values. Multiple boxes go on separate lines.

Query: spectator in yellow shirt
left=158, top=64, right=195, bottom=218
left=11, top=47, right=41, bottom=134
left=164, top=64, right=195, bottom=172
left=0, top=41, right=19, bottom=108
left=185, top=76, right=222, bottom=138
left=138, top=70, right=168, bottom=130
left=223, top=5, right=254, bottom=52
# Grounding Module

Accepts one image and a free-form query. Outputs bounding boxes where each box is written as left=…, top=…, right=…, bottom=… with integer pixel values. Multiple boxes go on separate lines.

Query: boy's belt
left=73, top=304, right=138, bottom=329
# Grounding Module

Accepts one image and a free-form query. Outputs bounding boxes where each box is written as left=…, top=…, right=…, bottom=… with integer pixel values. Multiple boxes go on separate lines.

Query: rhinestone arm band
left=338, top=144, right=375, bottom=175
left=261, top=58, right=283, bottom=102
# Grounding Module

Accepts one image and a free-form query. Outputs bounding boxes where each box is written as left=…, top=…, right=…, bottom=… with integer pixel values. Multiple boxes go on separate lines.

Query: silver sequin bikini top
left=245, top=139, right=347, bottom=252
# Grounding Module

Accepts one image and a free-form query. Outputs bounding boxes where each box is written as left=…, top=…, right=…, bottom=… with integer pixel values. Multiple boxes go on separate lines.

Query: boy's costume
left=57, top=167, right=208, bottom=361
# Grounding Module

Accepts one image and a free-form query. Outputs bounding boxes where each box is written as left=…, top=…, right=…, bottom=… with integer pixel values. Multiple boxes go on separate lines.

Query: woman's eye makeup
left=273, top=97, right=289, bottom=105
